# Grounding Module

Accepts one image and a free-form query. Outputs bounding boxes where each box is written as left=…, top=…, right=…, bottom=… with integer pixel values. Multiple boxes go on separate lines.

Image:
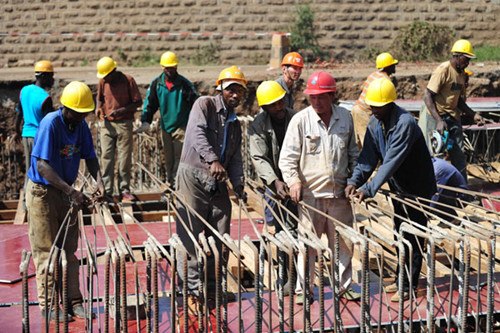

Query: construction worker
left=15, top=60, right=55, bottom=199
left=249, top=81, right=298, bottom=295
left=276, top=52, right=304, bottom=110
left=175, top=66, right=247, bottom=308
left=429, top=132, right=472, bottom=224
left=96, top=56, right=142, bottom=201
left=26, top=81, right=104, bottom=321
left=346, top=78, right=436, bottom=302
left=279, top=71, right=360, bottom=304
left=351, top=52, right=398, bottom=148
left=420, top=39, right=485, bottom=181
left=431, top=156, right=471, bottom=225
left=138, top=51, right=198, bottom=185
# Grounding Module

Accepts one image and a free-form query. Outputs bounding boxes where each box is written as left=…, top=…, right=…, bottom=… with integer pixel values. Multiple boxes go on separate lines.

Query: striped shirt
left=353, top=70, right=390, bottom=113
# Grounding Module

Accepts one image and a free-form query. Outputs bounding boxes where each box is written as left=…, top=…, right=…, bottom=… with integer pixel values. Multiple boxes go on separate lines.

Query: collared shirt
left=427, top=61, right=466, bottom=119
left=276, top=76, right=294, bottom=110
left=141, top=72, right=198, bottom=133
left=180, top=94, right=244, bottom=188
left=279, top=105, right=358, bottom=198
left=249, top=108, right=295, bottom=186
left=96, top=71, right=142, bottom=121
left=354, top=70, right=390, bottom=114
left=348, top=105, right=436, bottom=198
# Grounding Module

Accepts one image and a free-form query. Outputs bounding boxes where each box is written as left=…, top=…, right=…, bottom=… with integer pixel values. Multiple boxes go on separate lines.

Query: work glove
left=135, top=122, right=150, bottom=134
left=234, top=185, right=247, bottom=204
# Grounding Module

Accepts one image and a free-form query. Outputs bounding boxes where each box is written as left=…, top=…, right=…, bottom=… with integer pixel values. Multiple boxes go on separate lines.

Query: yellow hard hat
left=160, top=51, right=178, bottom=67
left=281, top=52, right=304, bottom=68
left=256, top=81, right=286, bottom=107
left=376, top=52, right=398, bottom=69
left=34, top=60, right=54, bottom=73
left=451, top=39, right=476, bottom=58
left=96, top=56, right=117, bottom=79
left=365, top=78, right=397, bottom=107
left=60, top=81, right=95, bottom=113
left=216, top=66, right=247, bottom=89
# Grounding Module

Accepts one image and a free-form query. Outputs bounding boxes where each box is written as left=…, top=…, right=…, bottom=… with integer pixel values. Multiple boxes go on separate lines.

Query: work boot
left=225, top=291, right=237, bottom=303
left=186, top=295, right=199, bottom=315
left=40, top=308, right=74, bottom=322
left=340, top=288, right=362, bottom=301
left=295, top=293, right=314, bottom=305
left=384, top=282, right=398, bottom=293
left=121, top=191, right=136, bottom=202
left=390, top=290, right=409, bottom=302
left=70, top=304, right=96, bottom=319
left=282, top=280, right=291, bottom=297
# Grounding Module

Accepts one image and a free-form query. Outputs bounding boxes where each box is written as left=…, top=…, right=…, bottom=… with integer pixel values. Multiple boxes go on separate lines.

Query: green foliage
left=190, top=43, right=220, bottom=66
left=474, top=44, right=500, bottom=61
left=131, top=50, right=159, bottom=67
left=360, top=47, right=383, bottom=62
left=80, top=59, right=89, bottom=66
left=289, top=5, right=325, bottom=62
left=390, top=21, right=454, bottom=61
left=117, top=48, right=128, bottom=63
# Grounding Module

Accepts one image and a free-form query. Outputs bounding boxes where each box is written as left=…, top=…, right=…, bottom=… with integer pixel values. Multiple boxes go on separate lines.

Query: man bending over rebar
left=345, top=78, right=436, bottom=302
left=26, top=81, right=104, bottom=321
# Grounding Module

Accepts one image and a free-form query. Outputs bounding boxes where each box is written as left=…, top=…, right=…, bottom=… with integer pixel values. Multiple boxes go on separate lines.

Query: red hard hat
left=303, top=71, right=336, bottom=95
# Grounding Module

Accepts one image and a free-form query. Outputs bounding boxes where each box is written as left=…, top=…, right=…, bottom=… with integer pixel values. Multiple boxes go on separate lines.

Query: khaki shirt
left=279, top=105, right=358, bottom=199
left=427, top=61, right=466, bottom=119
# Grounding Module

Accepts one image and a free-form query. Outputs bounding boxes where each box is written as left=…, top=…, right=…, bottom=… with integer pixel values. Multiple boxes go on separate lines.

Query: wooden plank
left=0, top=209, right=17, bottom=220
left=13, top=190, right=26, bottom=224
left=226, top=241, right=275, bottom=292
left=121, top=202, right=135, bottom=224
left=133, top=192, right=162, bottom=201
left=140, top=211, right=174, bottom=222
left=0, top=200, right=19, bottom=210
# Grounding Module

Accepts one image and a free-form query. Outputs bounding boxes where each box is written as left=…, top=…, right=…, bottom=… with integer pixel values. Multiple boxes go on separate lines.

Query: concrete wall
left=1, top=0, right=499, bottom=68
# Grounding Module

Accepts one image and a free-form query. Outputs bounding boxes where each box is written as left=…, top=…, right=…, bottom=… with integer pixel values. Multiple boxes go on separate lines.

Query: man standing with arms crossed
left=139, top=51, right=198, bottom=185
left=279, top=71, right=360, bottom=304
left=96, top=56, right=142, bottom=201
left=276, top=52, right=304, bottom=110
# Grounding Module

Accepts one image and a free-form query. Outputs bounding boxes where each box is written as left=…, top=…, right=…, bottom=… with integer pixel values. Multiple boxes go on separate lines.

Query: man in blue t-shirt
left=15, top=60, right=55, bottom=203
left=26, top=81, right=104, bottom=323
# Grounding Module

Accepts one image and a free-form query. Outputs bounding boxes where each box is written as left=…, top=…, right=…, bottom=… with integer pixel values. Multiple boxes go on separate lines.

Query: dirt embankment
left=0, top=63, right=499, bottom=198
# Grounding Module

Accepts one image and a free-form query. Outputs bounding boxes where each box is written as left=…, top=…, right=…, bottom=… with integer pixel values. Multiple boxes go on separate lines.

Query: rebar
left=103, top=249, right=111, bottom=333
left=20, top=250, right=31, bottom=333
left=208, top=236, right=222, bottom=333
left=61, top=250, right=69, bottom=333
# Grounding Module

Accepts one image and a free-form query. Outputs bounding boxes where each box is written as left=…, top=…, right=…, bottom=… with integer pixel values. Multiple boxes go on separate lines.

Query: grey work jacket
left=180, top=94, right=244, bottom=189
left=248, top=108, right=295, bottom=186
